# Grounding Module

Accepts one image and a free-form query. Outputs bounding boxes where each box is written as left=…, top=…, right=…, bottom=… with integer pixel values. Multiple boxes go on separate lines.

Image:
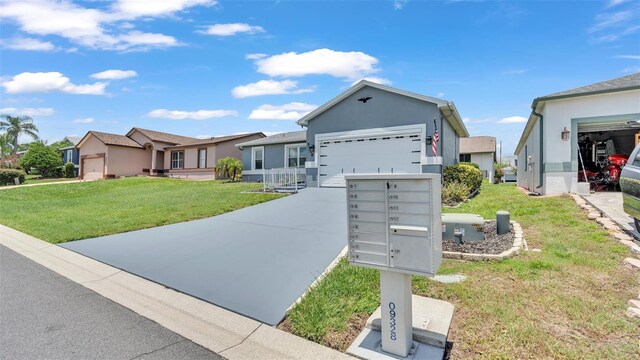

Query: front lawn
left=0, top=177, right=282, bottom=243
left=283, top=183, right=640, bottom=359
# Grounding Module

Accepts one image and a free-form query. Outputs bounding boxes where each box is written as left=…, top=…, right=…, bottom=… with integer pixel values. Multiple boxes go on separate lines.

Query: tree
left=20, top=142, right=63, bottom=177
left=215, top=157, right=243, bottom=181
left=0, top=132, right=12, bottom=158
left=50, top=138, right=73, bottom=153
left=0, top=115, right=39, bottom=154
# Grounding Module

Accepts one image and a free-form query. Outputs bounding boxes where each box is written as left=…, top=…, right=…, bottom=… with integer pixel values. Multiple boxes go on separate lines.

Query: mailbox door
left=389, top=230, right=433, bottom=274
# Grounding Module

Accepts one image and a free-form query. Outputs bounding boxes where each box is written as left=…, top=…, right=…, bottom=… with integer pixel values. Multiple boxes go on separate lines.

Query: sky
left=1, top=0, right=639, bottom=156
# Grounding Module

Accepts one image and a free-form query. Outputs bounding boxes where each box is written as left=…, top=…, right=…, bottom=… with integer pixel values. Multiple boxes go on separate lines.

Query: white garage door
left=318, top=133, right=422, bottom=187
left=83, top=157, right=104, bottom=180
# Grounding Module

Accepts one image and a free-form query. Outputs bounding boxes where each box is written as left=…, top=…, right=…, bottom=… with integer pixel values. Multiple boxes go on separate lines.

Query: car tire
left=635, top=218, right=640, bottom=233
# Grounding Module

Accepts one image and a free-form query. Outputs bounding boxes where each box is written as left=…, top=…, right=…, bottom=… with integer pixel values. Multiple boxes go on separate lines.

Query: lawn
left=0, top=177, right=282, bottom=243
left=282, top=182, right=640, bottom=359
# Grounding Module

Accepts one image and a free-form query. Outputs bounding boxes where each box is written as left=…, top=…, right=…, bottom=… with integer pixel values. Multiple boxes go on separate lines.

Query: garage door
left=83, top=157, right=104, bottom=180
left=318, top=133, right=422, bottom=187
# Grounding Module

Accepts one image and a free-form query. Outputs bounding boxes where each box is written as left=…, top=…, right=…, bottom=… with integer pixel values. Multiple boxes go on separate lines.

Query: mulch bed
left=442, top=220, right=514, bottom=254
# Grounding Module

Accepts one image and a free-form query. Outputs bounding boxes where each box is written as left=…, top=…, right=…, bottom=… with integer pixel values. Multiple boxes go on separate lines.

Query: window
left=252, top=147, right=264, bottom=170
left=198, top=149, right=207, bottom=168
left=171, top=151, right=184, bottom=169
left=286, top=144, right=307, bottom=168
left=66, top=149, right=73, bottom=163
left=459, top=153, right=471, bottom=163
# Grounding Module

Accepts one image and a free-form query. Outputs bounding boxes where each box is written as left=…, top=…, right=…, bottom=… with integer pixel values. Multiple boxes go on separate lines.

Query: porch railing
left=263, top=167, right=306, bottom=192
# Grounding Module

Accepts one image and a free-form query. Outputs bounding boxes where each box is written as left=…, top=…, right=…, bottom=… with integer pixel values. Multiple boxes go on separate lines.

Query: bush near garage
left=63, top=162, right=76, bottom=178
left=443, top=163, right=483, bottom=192
left=458, top=162, right=480, bottom=169
left=0, top=168, right=26, bottom=185
left=442, top=181, right=471, bottom=206
left=20, top=142, right=63, bottom=177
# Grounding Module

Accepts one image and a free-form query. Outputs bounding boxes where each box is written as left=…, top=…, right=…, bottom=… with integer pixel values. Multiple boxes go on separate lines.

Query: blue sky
left=1, top=0, right=639, bottom=155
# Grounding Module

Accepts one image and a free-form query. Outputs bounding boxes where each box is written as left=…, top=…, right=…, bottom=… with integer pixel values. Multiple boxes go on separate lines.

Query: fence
left=263, top=167, right=306, bottom=192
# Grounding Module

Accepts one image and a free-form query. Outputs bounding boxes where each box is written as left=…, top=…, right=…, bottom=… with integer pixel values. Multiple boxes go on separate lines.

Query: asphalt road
left=0, top=245, right=223, bottom=360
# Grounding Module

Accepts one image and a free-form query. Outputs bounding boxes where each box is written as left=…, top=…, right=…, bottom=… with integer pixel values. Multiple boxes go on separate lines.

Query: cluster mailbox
left=346, top=173, right=442, bottom=277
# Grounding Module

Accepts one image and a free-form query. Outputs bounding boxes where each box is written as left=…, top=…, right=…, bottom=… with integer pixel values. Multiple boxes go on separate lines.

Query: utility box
left=345, top=174, right=442, bottom=277
left=442, top=213, right=485, bottom=242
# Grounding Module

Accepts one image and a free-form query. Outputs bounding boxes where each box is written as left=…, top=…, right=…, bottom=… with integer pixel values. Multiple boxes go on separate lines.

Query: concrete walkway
left=0, top=225, right=352, bottom=360
left=0, top=244, right=220, bottom=360
left=582, top=192, right=640, bottom=239
left=0, top=179, right=85, bottom=190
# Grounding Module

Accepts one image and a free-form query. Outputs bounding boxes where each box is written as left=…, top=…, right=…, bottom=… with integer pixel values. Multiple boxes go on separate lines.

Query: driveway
left=582, top=192, right=640, bottom=239
left=61, top=188, right=347, bottom=325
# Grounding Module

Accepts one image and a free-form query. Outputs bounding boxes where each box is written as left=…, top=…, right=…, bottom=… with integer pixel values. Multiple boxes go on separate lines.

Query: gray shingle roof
left=460, top=136, right=496, bottom=154
left=165, top=132, right=265, bottom=149
left=541, top=72, right=640, bottom=100
left=130, top=127, right=198, bottom=145
left=89, top=131, right=143, bottom=148
left=235, top=131, right=307, bottom=148
left=64, top=136, right=81, bottom=145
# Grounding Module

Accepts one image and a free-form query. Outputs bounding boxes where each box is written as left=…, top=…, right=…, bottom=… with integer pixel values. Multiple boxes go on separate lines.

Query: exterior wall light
left=308, top=143, right=315, bottom=156
left=425, top=136, right=433, bottom=145
left=561, top=127, right=570, bottom=141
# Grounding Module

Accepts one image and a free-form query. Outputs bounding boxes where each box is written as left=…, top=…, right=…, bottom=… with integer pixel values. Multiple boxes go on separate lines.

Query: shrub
left=20, top=142, right=63, bottom=177
left=63, top=162, right=76, bottom=178
left=215, top=157, right=243, bottom=181
left=442, top=181, right=471, bottom=206
left=443, top=163, right=482, bottom=192
left=0, top=168, right=26, bottom=185
left=459, top=162, right=480, bottom=169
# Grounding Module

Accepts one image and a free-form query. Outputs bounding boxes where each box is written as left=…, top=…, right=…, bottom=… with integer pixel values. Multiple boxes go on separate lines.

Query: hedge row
left=0, top=168, right=26, bottom=185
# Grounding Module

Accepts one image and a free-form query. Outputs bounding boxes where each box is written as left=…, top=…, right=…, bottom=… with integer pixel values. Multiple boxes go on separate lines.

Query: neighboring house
left=297, top=80, right=468, bottom=187
left=515, top=72, right=640, bottom=195
left=459, top=136, right=496, bottom=181
left=236, top=130, right=307, bottom=182
left=60, top=136, right=81, bottom=177
left=77, top=127, right=263, bottom=180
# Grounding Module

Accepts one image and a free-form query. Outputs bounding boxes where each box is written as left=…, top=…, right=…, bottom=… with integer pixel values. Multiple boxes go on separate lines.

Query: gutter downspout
left=531, top=99, right=544, bottom=191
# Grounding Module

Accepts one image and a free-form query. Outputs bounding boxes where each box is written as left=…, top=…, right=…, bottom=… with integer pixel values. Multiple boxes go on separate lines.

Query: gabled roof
left=540, top=72, right=640, bottom=100
left=296, top=80, right=468, bottom=137
left=77, top=131, right=144, bottom=149
left=165, top=132, right=265, bottom=149
left=460, top=136, right=496, bottom=154
left=235, top=130, right=307, bottom=148
left=126, top=127, right=198, bottom=145
left=64, top=136, right=81, bottom=146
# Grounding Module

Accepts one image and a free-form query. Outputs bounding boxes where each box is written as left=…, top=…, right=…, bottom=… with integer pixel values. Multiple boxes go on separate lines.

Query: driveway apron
left=583, top=192, right=640, bottom=239
left=61, top=188, right=347, bottom=325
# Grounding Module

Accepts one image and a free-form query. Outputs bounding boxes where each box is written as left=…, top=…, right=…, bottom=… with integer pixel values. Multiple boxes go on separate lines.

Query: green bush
left=0, top=168, right=26, bottom=185
left=443, top=163, right=482, bottom=192
left=459, top=162, right=480, bottom=169
left=20, top=142, right=63, bottom=177
left=215, top=157, right=243, bottom=181
left=442, top=181, right=471, bottom=206
left=63, top=162, right=76, bottom=178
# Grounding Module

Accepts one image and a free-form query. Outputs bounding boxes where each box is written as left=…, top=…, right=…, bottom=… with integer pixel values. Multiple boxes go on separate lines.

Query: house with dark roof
left=60, top=136, right=81, bottom=177
left=459, top=136, right=496, bottom=181
left=515, top=72, right=640, bottom=195
left=235, top=130, right=307, bottom=182
left=76, top=128, right=264, bottom=180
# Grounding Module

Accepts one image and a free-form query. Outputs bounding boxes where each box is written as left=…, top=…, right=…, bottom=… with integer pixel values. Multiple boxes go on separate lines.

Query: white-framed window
left=171, top=151, right=184, bottom=169
left=285, top=143, right=307, bottom=168
left=198, top=148, right=207, bottom=168
left=459, top=153, right=471, bottom=163
left=252, top=146, right=264, bottom=170
left=66, top=149, right=73, bottom=163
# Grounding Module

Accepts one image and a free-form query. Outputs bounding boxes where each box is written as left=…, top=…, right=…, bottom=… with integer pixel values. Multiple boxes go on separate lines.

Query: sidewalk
left=0, top=225, right=353, bottom=360
left=0, top=179, right=85, bottom=190
left=0, top=244, right=220, bottom=360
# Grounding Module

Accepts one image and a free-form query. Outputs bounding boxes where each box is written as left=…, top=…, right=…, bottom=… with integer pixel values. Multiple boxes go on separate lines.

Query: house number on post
left=345, top=174, right=442, bottom=358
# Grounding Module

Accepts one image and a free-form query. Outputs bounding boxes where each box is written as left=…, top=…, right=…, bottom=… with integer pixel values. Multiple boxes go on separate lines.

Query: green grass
left=0, top=177, right=282, bottom=243
left=284, top=182, right=640, bottom=359
left=22, top=178, right=76, bottom=185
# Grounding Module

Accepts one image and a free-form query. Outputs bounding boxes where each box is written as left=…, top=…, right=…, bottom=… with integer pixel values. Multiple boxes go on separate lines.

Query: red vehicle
left=578, top=154, right=629, bottom=191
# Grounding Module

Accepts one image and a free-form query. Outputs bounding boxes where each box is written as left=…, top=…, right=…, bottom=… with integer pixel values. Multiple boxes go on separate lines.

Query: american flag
left=432, top=119, right=439, bottom=157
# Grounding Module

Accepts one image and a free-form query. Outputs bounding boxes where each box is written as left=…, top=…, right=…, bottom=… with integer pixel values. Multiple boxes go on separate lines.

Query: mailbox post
left=345, top=174, right=442, bottom=358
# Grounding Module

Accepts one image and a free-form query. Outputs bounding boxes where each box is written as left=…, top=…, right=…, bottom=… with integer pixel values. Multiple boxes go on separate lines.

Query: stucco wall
left=106, top=146, right=150, bottom=177
left=241, top=143, right=287, bottom=171
left=441, top=115, right=458, bottom=167
left=516, top=117, right=540, bottom=192
left=470, top=152, right=495, bottom=179
left=215, top=134, right=264, bottom=163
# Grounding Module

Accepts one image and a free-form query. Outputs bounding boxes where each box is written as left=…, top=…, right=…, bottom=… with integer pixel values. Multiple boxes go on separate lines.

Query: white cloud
left=1, top=72, right=107, bottom=95
left=588, top=7, right=640, bottom=43
left=117, top=31, right=179, bottom=49
left=1, top=37, right=55, bottom=51
left=622, top=66, right=640, bottom=73
left=497, top=116, right=527, bottom=124
left=607, top=0, right=629, bottom=8
left=436, top=92, right=445, bottom=98
left=147, top=109, right=238, bottom=120
left=246, top=53, right=267, bottom=60
left=232, top=80, right=314, bottom=98
left=614, top=54, right=640, bottom=59
left=73, top=117, right=95, bottom=123
left=502, top=69, right=528, bottom=75
left=253, top=48, right=380, bottom=80
left=351, top=77, right=392, bottom=86
left=90, top=69, right=138, bottom=80
left=202, top=23, right=265, bottom=36
left=112, top=0, right=216, bottom=18
left=0, top=107, right=55, bottom=116
left=393, top=0, right=408, bottom=10
left=248, top=102, right=317, bottom=120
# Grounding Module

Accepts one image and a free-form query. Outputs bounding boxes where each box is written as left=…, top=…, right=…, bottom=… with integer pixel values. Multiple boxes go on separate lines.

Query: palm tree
left=0, top=115, right=39, bottom=154
left=0, top=132, right=12, bottom=158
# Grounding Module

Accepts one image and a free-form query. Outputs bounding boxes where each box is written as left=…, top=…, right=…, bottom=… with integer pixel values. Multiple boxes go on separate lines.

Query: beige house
left=77, top=127, right=263, bottom=180
left=459, top=136, right=496, bottom=181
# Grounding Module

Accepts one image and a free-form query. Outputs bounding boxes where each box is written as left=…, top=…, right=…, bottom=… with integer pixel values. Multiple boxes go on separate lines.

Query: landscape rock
left=613, top=232, right=633, bottom=242
left=628, top=299, right=640, bottom=309
left=625, top=307, right=640, bottom=319
left=623, top=257, right=640, bottom=270
left=587, top=212, right=600, bottom=220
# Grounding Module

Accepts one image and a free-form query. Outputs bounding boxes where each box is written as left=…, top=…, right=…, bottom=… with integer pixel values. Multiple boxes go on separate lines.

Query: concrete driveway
left=61, top=188, right=347, bottom=326
left=582, top=192, right=640, bottom=239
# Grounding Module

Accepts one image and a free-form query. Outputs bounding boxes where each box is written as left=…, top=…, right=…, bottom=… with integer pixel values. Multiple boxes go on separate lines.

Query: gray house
left=239, top=81, right=468, bottom=187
